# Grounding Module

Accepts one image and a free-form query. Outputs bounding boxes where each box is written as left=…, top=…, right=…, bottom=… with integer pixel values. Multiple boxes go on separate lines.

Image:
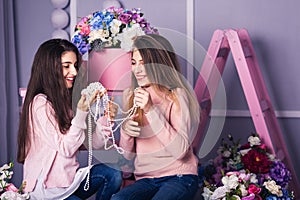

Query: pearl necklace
left=80, top=82, right=138, bottom=191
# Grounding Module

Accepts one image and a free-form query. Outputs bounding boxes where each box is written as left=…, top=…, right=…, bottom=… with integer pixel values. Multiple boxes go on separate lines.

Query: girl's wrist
left=144, top=105, right=152, bottom=114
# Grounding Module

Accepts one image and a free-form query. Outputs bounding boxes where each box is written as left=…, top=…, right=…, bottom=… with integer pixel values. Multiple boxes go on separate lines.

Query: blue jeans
left=65, top=163, right=122, bottom=200
left=111, top=174, right=199, bottom=200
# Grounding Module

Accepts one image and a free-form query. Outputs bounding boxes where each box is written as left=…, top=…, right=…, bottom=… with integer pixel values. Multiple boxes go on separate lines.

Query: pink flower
left=79, top=24, right=90, bottom=36
left=259, top=144, right=267, bottom=150
left=226, top=171, right=240, bottom=176
left=241, top=193, right=255, bottom=200
left=238, top=172, right=251, bottom=182
left=5, top=183, right=19, bottom=192
left=248, top=184, right=261, bottom=195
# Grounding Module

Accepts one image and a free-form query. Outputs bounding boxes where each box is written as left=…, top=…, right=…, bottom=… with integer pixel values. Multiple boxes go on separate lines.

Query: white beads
left=82, top=82, right=140, bottom=190
left=81, top=82, right=106, bottom=98
left=84, top=114, right=93, bottom=191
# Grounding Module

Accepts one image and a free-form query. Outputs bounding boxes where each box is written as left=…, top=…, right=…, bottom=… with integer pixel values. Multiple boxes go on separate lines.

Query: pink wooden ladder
left=193, top=29, right=300, bottom=197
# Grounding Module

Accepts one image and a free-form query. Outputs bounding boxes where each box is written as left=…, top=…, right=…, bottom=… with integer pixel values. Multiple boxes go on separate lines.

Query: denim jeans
left=65, top=163, right=122, bottom=200
left=111, top=174, right=199, bottom=200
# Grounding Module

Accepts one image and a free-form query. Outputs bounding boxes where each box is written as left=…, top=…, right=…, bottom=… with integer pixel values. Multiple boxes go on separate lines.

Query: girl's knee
left=107, top=168, right=122, bottom=191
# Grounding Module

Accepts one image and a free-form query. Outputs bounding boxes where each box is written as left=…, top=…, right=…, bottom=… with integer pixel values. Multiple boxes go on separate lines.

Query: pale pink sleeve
left=119, top=128, right=136, bottom=160
left=33, top=95, right=86, bottom=158
left=93, top=116, right=111, bottom=149
left=144, top=88, right=194, bottom=160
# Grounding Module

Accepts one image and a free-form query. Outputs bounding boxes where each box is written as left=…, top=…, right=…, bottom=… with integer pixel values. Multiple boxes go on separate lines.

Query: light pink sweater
left=23, top=94, right=105, bottom=192
left=120, top=87, right=199, bottom=180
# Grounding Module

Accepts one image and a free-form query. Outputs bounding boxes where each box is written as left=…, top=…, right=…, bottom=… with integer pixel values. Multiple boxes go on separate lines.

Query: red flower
left=240, top=143, right=251, bottom=150
left=241, top=149, right=272, bottom=173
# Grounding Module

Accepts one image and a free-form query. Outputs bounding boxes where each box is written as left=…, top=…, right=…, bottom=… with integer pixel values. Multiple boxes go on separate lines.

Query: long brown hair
left=17, top=39, right=82, bottom=163
left=128, top=35, right=200, bottom=125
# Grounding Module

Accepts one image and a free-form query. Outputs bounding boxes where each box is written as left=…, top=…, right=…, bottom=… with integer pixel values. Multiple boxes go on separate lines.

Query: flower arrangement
left=0, top=162, right=29, bottom=200
left=71, top=6, right=158, bottom=55
left=200, top=134, right=294, bottom=200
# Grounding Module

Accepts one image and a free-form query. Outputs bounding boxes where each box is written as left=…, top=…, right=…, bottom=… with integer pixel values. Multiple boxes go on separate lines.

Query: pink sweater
left=23, top=94, right=105, bottom=192
left=120, top=87, right=199, bottom=180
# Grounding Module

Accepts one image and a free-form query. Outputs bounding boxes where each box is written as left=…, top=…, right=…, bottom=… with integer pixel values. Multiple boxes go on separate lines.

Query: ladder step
left=217, top=47, right=230, bottom=57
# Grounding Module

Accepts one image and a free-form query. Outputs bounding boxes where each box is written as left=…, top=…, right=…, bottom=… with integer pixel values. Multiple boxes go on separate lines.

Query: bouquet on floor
left=200, top=134, right=294, bottom=200
left=72, top=6, right=158, bottom=55
left=0, top=162, right=29, bottom=200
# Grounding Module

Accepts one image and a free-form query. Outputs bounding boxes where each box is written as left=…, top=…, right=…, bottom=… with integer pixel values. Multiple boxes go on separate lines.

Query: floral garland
left=71, top=6, right=158, bottom=54
left=200, top=134, right=294, bottom=200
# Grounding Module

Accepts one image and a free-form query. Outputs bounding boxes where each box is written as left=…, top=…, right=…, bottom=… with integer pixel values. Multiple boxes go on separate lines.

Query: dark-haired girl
left=17, top=39, right=122, bottom=200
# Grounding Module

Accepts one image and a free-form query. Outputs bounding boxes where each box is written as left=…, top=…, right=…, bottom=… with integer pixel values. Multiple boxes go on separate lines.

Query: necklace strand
left=81, top=82, right=139, bottom=190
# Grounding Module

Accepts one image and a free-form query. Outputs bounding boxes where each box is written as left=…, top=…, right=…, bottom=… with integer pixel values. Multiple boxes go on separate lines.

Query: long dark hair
left=17, top=39, right=82, bottom=163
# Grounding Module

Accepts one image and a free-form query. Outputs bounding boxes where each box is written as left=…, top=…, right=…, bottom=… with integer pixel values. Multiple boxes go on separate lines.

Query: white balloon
left=52, top=29, right=70, bottom=40
left=102, top=0, right=121, bottom=9
left=51, top=0, right=69, bottom=9
left=51, top=9, right=69, bottom=29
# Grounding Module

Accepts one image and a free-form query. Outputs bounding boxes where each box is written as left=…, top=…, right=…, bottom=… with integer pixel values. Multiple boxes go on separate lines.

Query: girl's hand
left=77, top=89, right=105, bottom=112
left=122, top=115, right=140, bottom=137
left=106, top=96, right=118, bottom=119
left=134, top=87, right=153, bottom=113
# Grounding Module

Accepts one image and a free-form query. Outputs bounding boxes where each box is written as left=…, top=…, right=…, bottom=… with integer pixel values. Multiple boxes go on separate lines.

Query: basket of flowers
left=71, top=6, right=158, bottom=92
left=72, top=6, right=158, bottom=54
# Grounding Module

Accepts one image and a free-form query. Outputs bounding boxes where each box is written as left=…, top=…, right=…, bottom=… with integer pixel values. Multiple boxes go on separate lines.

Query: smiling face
left=62, top=51, right=78, bottom=89
left=131, top=49, right=150, bottom=87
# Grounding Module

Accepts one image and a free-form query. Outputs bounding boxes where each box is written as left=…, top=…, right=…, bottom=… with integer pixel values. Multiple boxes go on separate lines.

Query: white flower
left=110, top=19, right=122, bottom=35
left=0, top=179, right=7, bottom=189
left=202, top=187, right=213, bottom=200
left=1, top=171, right=13, bottom=179
left=268, top=154, right=276, bottom=161
left=0, top=191, right=29, bottom=200
left=115, top=24, right=145, bottom=52
left=211, top=186, right=229, bottom=200
left=239, top=148, right=251, bottom=156
left=222, top=150, right=231, bottom=158
left=239, top=184, right=248, bottom=197
left=221, top=174, right=239, bottom=189
left=232, top=195, right=241, bottom=200
left=0, top=164, right=10, bottom=172
left=263, top=180, right=283, bottom=197
left=248, top=136, right=260, bottom=146
left=250, top=173, right=258, bottom=183
left=89, top=29, right=109, bottom=43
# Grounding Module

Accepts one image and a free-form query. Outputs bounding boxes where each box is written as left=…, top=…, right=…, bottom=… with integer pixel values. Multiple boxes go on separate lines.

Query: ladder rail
left=193, top=29, right=229, bottom=153
left=235, top=29, right=300, bottom=195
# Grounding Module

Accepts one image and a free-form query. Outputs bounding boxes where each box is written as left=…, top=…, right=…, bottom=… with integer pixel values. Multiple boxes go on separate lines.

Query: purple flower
left=118, top=13, right=132, bottom=24
left=269, top=161, right=292, bottom=188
